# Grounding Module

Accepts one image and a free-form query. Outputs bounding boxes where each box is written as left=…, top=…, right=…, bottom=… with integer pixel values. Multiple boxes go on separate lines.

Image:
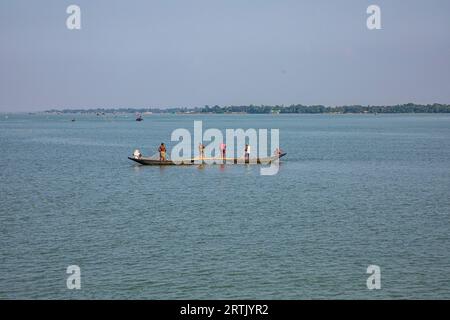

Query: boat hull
left=128, top=153, right=286, bottom=166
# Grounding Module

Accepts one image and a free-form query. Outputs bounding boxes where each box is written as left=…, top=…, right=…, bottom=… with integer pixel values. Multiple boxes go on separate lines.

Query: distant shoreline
left=40, top=103, right=450, bottom=114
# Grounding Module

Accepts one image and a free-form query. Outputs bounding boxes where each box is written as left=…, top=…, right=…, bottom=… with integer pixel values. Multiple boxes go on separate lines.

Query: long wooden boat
left=128, top=153, right=286, bottom=166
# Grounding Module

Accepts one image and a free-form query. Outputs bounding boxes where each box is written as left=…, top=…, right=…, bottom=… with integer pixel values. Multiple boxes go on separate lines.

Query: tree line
left=47, top=103, right=450, bottom=114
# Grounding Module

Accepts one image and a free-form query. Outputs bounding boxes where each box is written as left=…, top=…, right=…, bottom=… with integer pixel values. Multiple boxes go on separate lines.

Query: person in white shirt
left=244, top=144, right=251, bottom=162
left=133, top=149, right=142, bottom=159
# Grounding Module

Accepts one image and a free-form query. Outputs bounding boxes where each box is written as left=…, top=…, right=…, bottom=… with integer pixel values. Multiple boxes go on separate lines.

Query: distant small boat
left=71, top=119, right=76, bottom=122
left=128, top=153, right=286, bottom=166
left=135, top=113, right=143, bottom=121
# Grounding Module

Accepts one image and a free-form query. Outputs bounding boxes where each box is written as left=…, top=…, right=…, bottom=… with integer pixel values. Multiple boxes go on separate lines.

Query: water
left=1, top=113, right=450, bottom=299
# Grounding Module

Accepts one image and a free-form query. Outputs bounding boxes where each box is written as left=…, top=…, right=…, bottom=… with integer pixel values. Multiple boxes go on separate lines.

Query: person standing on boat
left=158, top=143, right=167, bottom=161
left=244, top=144, right=251, bottom=162
left=198, top=143, right=205, bottom=160
left=220, top=142, right=226, bottom=160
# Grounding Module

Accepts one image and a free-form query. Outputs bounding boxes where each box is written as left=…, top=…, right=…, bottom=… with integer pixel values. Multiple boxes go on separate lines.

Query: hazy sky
left=1, top=0, right=450, bottom=111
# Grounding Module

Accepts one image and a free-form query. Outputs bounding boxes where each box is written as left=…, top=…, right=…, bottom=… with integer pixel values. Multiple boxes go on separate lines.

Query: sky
left=1, top=0, right=450, bottom=112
